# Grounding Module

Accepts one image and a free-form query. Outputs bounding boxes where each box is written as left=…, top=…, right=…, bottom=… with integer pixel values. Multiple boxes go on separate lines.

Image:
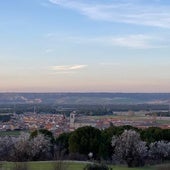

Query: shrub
left=68, top=153, right=87, bottom=161
left=83, top=163, right=112, bottom=170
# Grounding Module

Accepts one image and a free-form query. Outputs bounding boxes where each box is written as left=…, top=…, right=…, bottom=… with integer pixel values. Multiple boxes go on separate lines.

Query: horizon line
left=1, top=91, right=170, bottom=94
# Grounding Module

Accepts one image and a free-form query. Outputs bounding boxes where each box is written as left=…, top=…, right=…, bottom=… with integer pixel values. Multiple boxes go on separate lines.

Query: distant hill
left=0, top=93, right=170, bottom=105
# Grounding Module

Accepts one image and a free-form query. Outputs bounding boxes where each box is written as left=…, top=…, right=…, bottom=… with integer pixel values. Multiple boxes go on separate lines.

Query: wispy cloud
left=50, top=64, right=87, bottom=73
left=109, top=34, right=153, bottom=49
left=49, top=0, right=170, bottom=28
left=45, top=33, right=166, bottom=49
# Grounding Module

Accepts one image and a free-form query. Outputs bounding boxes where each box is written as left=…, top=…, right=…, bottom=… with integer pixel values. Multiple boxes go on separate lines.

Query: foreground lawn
left=1, top=161, right=169, bottom=170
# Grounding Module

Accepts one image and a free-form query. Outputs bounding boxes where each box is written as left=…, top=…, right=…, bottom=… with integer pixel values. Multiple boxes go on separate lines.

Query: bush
left=68, top=153, right=87, bottom=161
left=83, top=163, right=112, bottom=170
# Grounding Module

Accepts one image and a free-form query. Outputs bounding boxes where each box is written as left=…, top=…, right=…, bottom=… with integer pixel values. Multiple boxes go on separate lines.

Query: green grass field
left=1, top=161, right=169, bottom=170
left=0, top=130, right=30, bottom=137
left=0, top=130, right=21, bottom=137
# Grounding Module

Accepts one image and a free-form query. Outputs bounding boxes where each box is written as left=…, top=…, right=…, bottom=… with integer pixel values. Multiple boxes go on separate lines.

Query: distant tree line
left=0, top=115, right=11, bottom=122
left=0, top=126, right=170, bottom=167
left=0, top=103, right=170, bottom=116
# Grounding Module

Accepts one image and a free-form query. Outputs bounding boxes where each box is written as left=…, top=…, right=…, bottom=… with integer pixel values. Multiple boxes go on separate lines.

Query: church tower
left=70, top=111, right=76, bottom=130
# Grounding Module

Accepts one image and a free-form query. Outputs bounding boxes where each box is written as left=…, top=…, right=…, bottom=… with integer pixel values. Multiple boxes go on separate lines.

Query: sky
left=0, top=0, right=170, bottom=92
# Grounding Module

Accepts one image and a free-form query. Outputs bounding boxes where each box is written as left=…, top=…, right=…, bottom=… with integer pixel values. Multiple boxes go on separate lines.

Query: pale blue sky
left=0, top=0, right=170, bottom=92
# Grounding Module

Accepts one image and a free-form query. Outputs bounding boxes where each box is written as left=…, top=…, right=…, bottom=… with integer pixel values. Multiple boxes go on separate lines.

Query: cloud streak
left=46, top=33, right=167, bottom=49
left=49, top=0, right=170, bottom=28
left=109, top=34, right=154, bottom=49
left=50, top=65, right=87, bottom=73
left=94, top=34, right=156, bottom=49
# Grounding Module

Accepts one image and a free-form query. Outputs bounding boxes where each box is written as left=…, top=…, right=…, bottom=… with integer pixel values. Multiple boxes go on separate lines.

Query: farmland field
left=0, top=130, right=22, bottom=137
left=0, top=130, right=29, bottom=137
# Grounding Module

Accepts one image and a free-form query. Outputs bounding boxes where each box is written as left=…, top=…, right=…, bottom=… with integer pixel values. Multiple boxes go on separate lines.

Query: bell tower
left=70, top=111, right=76, bottom=129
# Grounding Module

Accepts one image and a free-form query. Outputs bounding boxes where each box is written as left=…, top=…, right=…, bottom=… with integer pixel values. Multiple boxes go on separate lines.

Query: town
left=0, top=110, right=169, bottom=136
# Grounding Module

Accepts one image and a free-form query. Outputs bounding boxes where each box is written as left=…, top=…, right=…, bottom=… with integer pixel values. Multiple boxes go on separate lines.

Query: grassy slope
left=1, top=161, right=158, bottom=170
